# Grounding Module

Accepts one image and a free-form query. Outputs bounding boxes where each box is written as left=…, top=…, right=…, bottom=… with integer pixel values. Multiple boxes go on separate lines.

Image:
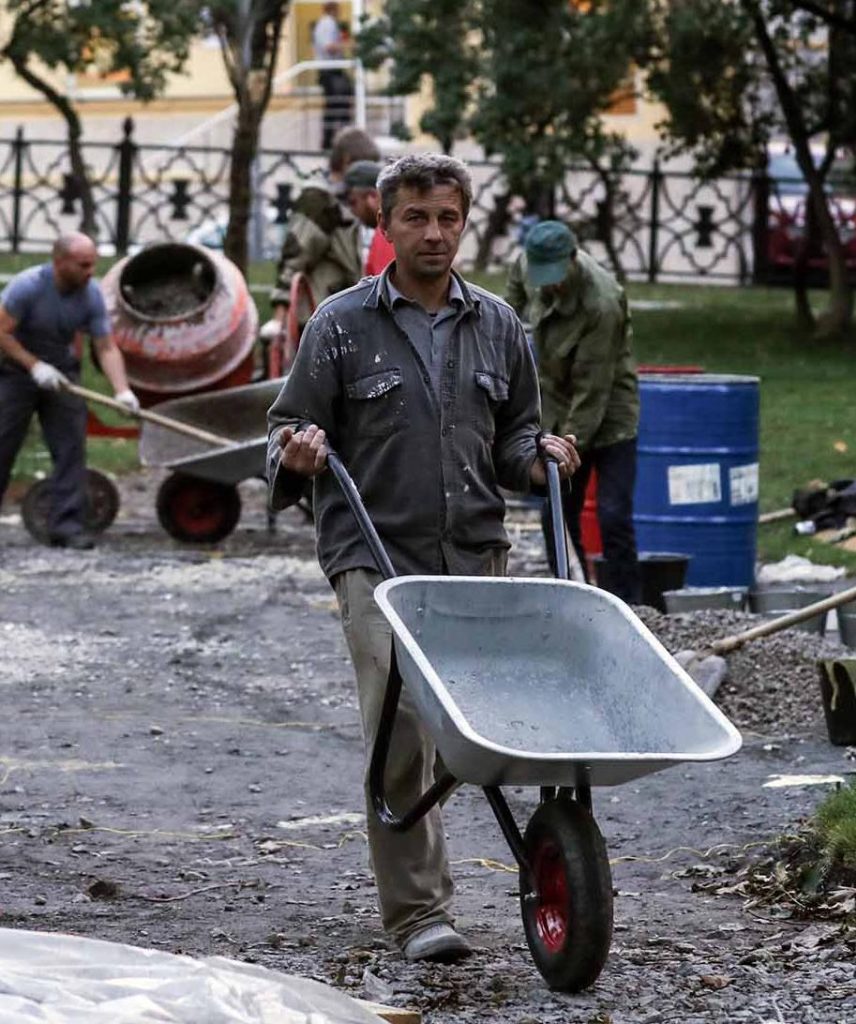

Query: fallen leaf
left=700, top=974, right=732, bottom=990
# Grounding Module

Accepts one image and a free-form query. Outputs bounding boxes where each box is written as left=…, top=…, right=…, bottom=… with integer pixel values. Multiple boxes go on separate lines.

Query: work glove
left=30, top=360, right=68, bottom=392
left=114, top=388, right=141, bottom=415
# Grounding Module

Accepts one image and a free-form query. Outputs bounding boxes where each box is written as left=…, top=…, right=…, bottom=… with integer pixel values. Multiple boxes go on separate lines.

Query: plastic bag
left=0, top=928, right=382, bottom=1024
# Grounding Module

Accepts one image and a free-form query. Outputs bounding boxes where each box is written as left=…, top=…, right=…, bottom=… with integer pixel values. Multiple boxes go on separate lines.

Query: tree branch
left=791, top=0, right=856, bottom=35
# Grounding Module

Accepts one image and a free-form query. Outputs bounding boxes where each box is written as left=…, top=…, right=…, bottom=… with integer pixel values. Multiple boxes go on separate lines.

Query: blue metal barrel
left=634, top=374, right=760, bottom=587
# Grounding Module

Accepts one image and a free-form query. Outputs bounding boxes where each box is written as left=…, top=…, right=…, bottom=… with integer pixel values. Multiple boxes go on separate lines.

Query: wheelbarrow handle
left=544, top=455, right=570, bottom=581
left=325, top=451, right=396, bottom=581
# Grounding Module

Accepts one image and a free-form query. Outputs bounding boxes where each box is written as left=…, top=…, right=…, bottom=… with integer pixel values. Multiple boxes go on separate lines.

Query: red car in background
left=764, top=147, right=856, bottom=282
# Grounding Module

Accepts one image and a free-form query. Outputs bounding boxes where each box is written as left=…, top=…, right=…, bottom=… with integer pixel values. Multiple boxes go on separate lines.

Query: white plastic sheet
left=0, top=929, right=383, bottom=1024
left=757, top=554, right=846, bottom=585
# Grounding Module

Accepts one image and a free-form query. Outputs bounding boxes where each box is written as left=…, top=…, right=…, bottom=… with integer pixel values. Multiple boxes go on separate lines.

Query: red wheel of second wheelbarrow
left=156, top=473, right=241, bottom=543
left=520, top=796, right=613, bottom=992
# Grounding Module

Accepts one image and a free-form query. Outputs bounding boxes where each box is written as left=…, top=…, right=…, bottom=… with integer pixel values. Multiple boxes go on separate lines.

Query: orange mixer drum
left=101, top=242, right=258, bottom=406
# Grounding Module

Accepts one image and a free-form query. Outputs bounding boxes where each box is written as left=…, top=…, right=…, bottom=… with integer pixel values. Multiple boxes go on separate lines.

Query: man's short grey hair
left=377, top=153, right=473, bottom=222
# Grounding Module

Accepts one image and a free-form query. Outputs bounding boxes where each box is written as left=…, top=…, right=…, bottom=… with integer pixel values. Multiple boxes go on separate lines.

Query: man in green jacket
left=506, top=220, right=640, bottom=602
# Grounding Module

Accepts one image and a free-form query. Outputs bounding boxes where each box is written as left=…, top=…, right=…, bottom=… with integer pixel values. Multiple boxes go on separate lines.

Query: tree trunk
left=591, top=164, right=626, bottom=283
left=473, top=191, right=511, bottom=271
left=224, top=97, right=262, bottom=274
left=808, top=178, right=854, bottom=336
left=747, top=1, right=853, bottom=334
left=8, top=53, right=98, bottom=238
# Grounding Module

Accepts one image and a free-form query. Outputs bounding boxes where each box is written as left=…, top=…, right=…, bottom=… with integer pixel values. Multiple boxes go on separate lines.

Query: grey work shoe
left=402, top=923, right=472, bottom=963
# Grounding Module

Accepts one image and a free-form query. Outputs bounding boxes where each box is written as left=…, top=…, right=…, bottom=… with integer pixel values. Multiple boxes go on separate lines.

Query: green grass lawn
left=5, top=250, right=855, bottom=571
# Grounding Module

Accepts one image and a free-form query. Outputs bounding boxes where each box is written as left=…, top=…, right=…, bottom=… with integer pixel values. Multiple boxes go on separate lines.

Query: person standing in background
left=313, top=2, right=353, bottom=150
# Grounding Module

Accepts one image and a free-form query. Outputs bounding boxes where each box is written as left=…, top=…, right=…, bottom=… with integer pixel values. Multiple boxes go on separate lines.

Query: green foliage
left=646, top=0, right=856, bottom=176
left=814, top=780, right=856, bottom=870
left=645, top=1, right=856, bottom=332
left=471, top=0, right=645, bottom=192
left=3, top=0, right=198, bottom=101
left=358, top=0, right=478, bottom=154
left=358, top=0, right=645, bottom=190
left=645, top=0, right=770, bottom=175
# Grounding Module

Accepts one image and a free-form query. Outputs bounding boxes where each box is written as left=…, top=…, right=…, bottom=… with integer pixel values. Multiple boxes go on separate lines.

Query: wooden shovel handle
left=63, top=381, right=235, bottom=449
left=712, top=582, right=856, bottom=655
left=758, top=507, right=795, bottom=524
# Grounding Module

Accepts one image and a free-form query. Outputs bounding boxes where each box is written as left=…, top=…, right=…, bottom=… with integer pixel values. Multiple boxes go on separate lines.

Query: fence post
left=115, top=117, right=136, bottom=255
left=647, top=159, right=661, bottom=283
left=750, top=167, right=770, bottom=285
left=11, top=126, right=24, bottom=254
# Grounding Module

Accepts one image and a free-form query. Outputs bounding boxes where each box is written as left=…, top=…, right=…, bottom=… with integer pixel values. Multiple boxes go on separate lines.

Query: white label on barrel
left=730, top=463, right=759, bottom=505
left=667, top=463, right=722, bottom=505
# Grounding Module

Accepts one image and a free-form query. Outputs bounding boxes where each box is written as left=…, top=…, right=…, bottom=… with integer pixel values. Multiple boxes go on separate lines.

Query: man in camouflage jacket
left=506, top=220, right=641, bottom=602
left=269, top=128, right=378, bottom=367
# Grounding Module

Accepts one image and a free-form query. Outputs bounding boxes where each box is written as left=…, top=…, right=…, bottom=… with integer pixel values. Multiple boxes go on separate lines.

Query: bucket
left=837, top=601, right=856, bottom=647
left=596, top=551, right=689, bottom=611
left=639, top=553, right=690, bottom=611
left=634, top=374, right=760, bottom=587
left=663, top=586, right=747, bottom=613
left=817, top=659, right=856, bottom=745
left=749, top=587, right=827, bottom=635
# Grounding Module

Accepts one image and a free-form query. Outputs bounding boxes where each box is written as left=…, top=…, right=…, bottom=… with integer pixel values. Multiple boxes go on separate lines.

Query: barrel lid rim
left=639, top=373, right=760, bottom=385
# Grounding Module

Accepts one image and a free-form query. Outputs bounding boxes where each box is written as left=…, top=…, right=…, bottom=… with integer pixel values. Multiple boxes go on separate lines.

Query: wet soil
left=1, top=476, right=855, bottom=1022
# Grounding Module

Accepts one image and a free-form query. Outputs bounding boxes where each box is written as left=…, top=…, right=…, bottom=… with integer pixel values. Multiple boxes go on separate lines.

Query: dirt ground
left=1, top=472, right=855, bottom=1023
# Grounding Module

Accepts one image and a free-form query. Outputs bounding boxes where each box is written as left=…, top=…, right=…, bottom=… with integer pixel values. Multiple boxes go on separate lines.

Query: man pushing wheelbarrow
left=267, top=153, right=579, bottom=965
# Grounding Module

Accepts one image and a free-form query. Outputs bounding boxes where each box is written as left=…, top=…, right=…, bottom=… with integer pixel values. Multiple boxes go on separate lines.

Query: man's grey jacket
left=266, top=267, right=542, bottom=579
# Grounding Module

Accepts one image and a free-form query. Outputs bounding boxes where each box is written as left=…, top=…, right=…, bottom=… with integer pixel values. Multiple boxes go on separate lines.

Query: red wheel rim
left=170, top=482, right=227, bottom=536
left=533, top=839, right=569, bottom=953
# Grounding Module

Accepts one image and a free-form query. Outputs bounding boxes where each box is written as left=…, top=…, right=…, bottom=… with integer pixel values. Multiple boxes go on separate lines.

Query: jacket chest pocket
left=345, top=368, right=407, bottom=438
left=472, top=370, right=509, bottom=437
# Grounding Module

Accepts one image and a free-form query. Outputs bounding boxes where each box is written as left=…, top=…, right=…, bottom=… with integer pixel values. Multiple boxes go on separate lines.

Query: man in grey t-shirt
left=0, top=232, right=139, bottom=549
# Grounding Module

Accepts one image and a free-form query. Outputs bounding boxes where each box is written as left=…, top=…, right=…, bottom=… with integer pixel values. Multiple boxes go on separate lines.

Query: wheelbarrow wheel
left=21, top=467, right=120, bottom=543
left=156, top=473, right=241, bottom=543
left=520, top=796, right=613, bottom=992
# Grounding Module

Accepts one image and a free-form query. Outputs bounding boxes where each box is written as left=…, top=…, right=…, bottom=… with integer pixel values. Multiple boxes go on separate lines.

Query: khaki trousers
left=334, top=554, right=506, bottom=946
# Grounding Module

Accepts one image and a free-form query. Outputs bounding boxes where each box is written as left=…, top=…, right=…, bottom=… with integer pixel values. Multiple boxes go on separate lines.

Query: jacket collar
left=363, top=264, right=481, bottom=316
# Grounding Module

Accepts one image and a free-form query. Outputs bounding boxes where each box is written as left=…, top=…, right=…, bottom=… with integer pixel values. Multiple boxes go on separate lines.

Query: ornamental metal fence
left=0, top=117, right=789, bottom=284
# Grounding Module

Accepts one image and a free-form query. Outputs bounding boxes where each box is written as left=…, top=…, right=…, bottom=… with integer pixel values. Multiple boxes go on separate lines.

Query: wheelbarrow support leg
left=483, top=785, right=531, bottom=876
left=369, top=647, right=458, bottom=833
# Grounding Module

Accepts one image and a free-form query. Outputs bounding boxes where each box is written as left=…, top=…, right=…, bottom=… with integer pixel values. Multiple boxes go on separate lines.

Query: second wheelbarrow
left=326, top=452, right=742, bottom=993
left=138, top=378, right=284, bottom=542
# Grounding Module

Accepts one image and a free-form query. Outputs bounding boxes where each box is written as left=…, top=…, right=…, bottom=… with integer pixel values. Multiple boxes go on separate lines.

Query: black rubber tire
left=21, top=467, right=120, bottom=543
left=520, top=796, right=613, bottom=992
left=155, top=473, right=241, bottom=544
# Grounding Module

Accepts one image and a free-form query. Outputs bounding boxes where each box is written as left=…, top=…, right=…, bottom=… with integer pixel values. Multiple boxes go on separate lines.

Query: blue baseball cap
left=524, top=220, right=578, bottom=287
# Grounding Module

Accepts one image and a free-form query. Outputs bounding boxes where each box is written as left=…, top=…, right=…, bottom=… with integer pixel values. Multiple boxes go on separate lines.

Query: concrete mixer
left=100, top=242, right=259, bottom=406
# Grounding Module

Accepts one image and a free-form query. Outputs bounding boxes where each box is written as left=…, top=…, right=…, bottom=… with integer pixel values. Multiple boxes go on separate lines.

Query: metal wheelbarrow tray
left=374, top=575, right=741, bottom=789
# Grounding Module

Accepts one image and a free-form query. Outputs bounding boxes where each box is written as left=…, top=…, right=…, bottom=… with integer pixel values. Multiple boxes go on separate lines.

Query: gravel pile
left=505, top=512, right=850, bottom=736
left=635, top=606, right=850, bottom=734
